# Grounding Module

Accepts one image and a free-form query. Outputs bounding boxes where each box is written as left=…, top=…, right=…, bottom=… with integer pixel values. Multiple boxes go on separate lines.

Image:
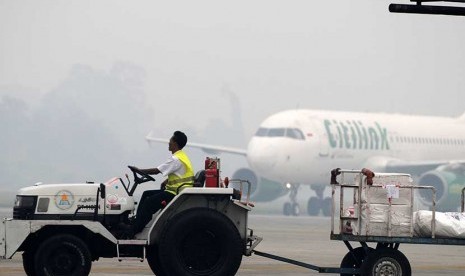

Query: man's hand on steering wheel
left=160, top=179, right=168, bottom=190
left=128, top=165, right=155, bottom=184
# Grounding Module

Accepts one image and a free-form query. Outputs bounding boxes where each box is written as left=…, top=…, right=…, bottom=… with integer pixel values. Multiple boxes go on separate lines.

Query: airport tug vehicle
left=254, top=168, right=465, bottom=276
left=0, top=157, right=262, bottom=276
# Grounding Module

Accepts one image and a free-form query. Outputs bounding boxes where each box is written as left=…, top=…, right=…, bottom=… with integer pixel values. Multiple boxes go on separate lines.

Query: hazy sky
left=1, top=0, right=465, bottom=139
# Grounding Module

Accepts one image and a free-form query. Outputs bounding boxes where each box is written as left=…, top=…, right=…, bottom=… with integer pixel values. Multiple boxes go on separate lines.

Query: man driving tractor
left=120, top=130, right=195, bottom=236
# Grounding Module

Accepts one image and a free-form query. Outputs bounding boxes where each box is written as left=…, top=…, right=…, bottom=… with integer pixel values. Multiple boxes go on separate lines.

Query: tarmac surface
left=2, top=213, right=465, bottom=275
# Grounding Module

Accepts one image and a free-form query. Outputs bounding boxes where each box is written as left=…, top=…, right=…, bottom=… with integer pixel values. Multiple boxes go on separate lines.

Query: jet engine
left=231, top=168, right=287, bottom=202
left=418, top=163, right=465, bottom=211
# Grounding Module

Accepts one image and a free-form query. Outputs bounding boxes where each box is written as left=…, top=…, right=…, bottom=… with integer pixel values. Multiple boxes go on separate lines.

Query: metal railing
left=330, top=169, right=437, bottom=239
left=228, top=179, right=252, bottom=206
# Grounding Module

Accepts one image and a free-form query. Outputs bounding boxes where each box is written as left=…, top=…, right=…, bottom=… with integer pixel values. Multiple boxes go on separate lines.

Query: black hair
left=172, top=131, right=188, bottom=149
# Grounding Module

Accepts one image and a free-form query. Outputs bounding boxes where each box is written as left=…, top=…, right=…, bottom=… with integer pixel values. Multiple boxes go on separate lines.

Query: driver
left=124, top=130, right=195, bottom=236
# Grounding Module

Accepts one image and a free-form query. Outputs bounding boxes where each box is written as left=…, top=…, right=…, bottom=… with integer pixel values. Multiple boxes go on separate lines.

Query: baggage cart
left=254, top=168, right=465, bottom=275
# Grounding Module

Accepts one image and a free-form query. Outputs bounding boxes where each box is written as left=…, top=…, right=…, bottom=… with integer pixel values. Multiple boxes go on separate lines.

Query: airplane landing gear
left=283, top=183, right=300, bottom=216
left=307, top=185, right=331, bottom=216
left=282, top=184, right=331, bottom=217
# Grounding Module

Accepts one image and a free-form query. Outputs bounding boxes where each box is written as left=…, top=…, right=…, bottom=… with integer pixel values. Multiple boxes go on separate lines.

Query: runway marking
left=91, top=267, right=152, bottom=273
left=240, top=263, right=316, bottom=271
left=414, top=265, right=465, bottom=270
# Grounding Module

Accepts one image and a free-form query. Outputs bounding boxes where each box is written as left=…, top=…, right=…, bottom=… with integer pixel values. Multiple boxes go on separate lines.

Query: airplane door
left=310, top=118, right=330, bottom=157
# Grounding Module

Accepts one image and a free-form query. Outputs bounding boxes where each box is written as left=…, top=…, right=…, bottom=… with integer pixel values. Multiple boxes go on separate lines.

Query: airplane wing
left=145, top=132, right=247, bottom=156
left=385, top=159, right=465, bottom=175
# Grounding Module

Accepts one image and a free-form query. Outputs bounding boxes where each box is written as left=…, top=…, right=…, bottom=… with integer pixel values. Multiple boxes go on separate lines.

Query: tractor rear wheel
left=146, top=244, right=167, bottom=276
left=159, top=208, right=243, bottom=276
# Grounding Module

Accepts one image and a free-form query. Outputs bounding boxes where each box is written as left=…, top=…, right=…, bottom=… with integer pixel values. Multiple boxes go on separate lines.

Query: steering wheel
left=128, top=166, right=155, bottom=185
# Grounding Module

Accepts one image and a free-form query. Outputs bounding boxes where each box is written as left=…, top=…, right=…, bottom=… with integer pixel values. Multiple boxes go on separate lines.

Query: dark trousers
left=133, top=190, right=175, bottom=233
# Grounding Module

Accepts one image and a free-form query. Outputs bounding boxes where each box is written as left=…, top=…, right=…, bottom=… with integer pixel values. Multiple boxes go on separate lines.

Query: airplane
left=146, top=109, right=465, bottom=216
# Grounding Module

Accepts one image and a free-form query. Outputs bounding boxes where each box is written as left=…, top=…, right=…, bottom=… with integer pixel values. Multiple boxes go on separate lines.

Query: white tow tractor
left=0, top=158, right=262, bottom=276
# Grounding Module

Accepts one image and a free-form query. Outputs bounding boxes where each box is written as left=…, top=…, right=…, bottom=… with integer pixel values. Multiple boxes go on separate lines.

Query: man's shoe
left=127, top=216, right=136, bottom=225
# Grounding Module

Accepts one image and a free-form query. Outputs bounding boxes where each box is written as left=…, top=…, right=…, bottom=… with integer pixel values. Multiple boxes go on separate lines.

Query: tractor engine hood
left=14, top=181, right=135, bottom=217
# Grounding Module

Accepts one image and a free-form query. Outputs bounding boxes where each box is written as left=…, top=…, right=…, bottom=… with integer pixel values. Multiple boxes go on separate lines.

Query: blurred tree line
left=0, top=62, right=155, bottom=193
left=0, top=62, right=248, bottom=207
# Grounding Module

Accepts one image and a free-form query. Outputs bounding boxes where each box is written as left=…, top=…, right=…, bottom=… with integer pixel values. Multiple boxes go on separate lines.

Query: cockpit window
left=254, top=127, right=305, bottom=140
left=286, top=128, right=305, bottom=140
left=268, top=128, right=285, bottom=137
left=255, top=128, right=268, bottom=137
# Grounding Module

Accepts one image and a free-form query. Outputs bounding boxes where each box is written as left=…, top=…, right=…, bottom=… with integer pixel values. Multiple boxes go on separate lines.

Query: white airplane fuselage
left=145, top=109, right=465, bottom=215
left=247, top=109, right=465, bottom=186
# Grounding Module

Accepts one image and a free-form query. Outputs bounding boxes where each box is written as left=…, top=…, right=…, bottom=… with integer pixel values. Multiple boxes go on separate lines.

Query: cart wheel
left=361, top=247, right=411, bottom=276
left=340, top=247, right=372, bottom=276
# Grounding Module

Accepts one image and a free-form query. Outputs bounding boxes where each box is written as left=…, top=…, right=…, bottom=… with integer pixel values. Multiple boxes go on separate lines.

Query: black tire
left=361, top=247, right=411, bottom=276
left=33, top=234, right=92, bottom=276
left=283, top=202, right=292, bottom=216
left=159, top=208, right=243, bottom=276
left=307, top=197, right=320, bottom=216
left=291, top=202, right=300, bottom=216
left=322, top=197, right=332, bottom=217
left=146, top=244, right=168, bottom=276
left=340, top=247, right=372, bottom=276
left=22, top=250, right=36, bottom=276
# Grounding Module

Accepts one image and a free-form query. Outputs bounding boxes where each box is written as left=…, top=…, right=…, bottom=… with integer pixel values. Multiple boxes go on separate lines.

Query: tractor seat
left=176, top=170, right=206, bottom=194
left=194, top=170, right=206, bottom=187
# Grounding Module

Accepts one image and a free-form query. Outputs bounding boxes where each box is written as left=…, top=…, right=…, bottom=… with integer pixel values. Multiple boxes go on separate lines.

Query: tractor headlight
left=14, top=196, right=36, bottom=208
left=13, top=196, right=37, bottom=219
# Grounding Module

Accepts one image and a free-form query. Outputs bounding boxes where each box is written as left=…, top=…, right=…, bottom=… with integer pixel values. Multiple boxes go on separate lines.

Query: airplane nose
left=247, top=135, right=311, bottom=183
left=247, top=137, right=278, bottom=174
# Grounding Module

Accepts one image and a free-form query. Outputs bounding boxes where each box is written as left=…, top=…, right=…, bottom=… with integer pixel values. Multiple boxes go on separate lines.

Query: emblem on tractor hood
left=54, top=190, right=75, bottom=210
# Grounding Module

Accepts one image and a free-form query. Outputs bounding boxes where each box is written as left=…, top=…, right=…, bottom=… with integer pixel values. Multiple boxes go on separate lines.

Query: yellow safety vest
left=166, top=150, right=194, bottom=195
